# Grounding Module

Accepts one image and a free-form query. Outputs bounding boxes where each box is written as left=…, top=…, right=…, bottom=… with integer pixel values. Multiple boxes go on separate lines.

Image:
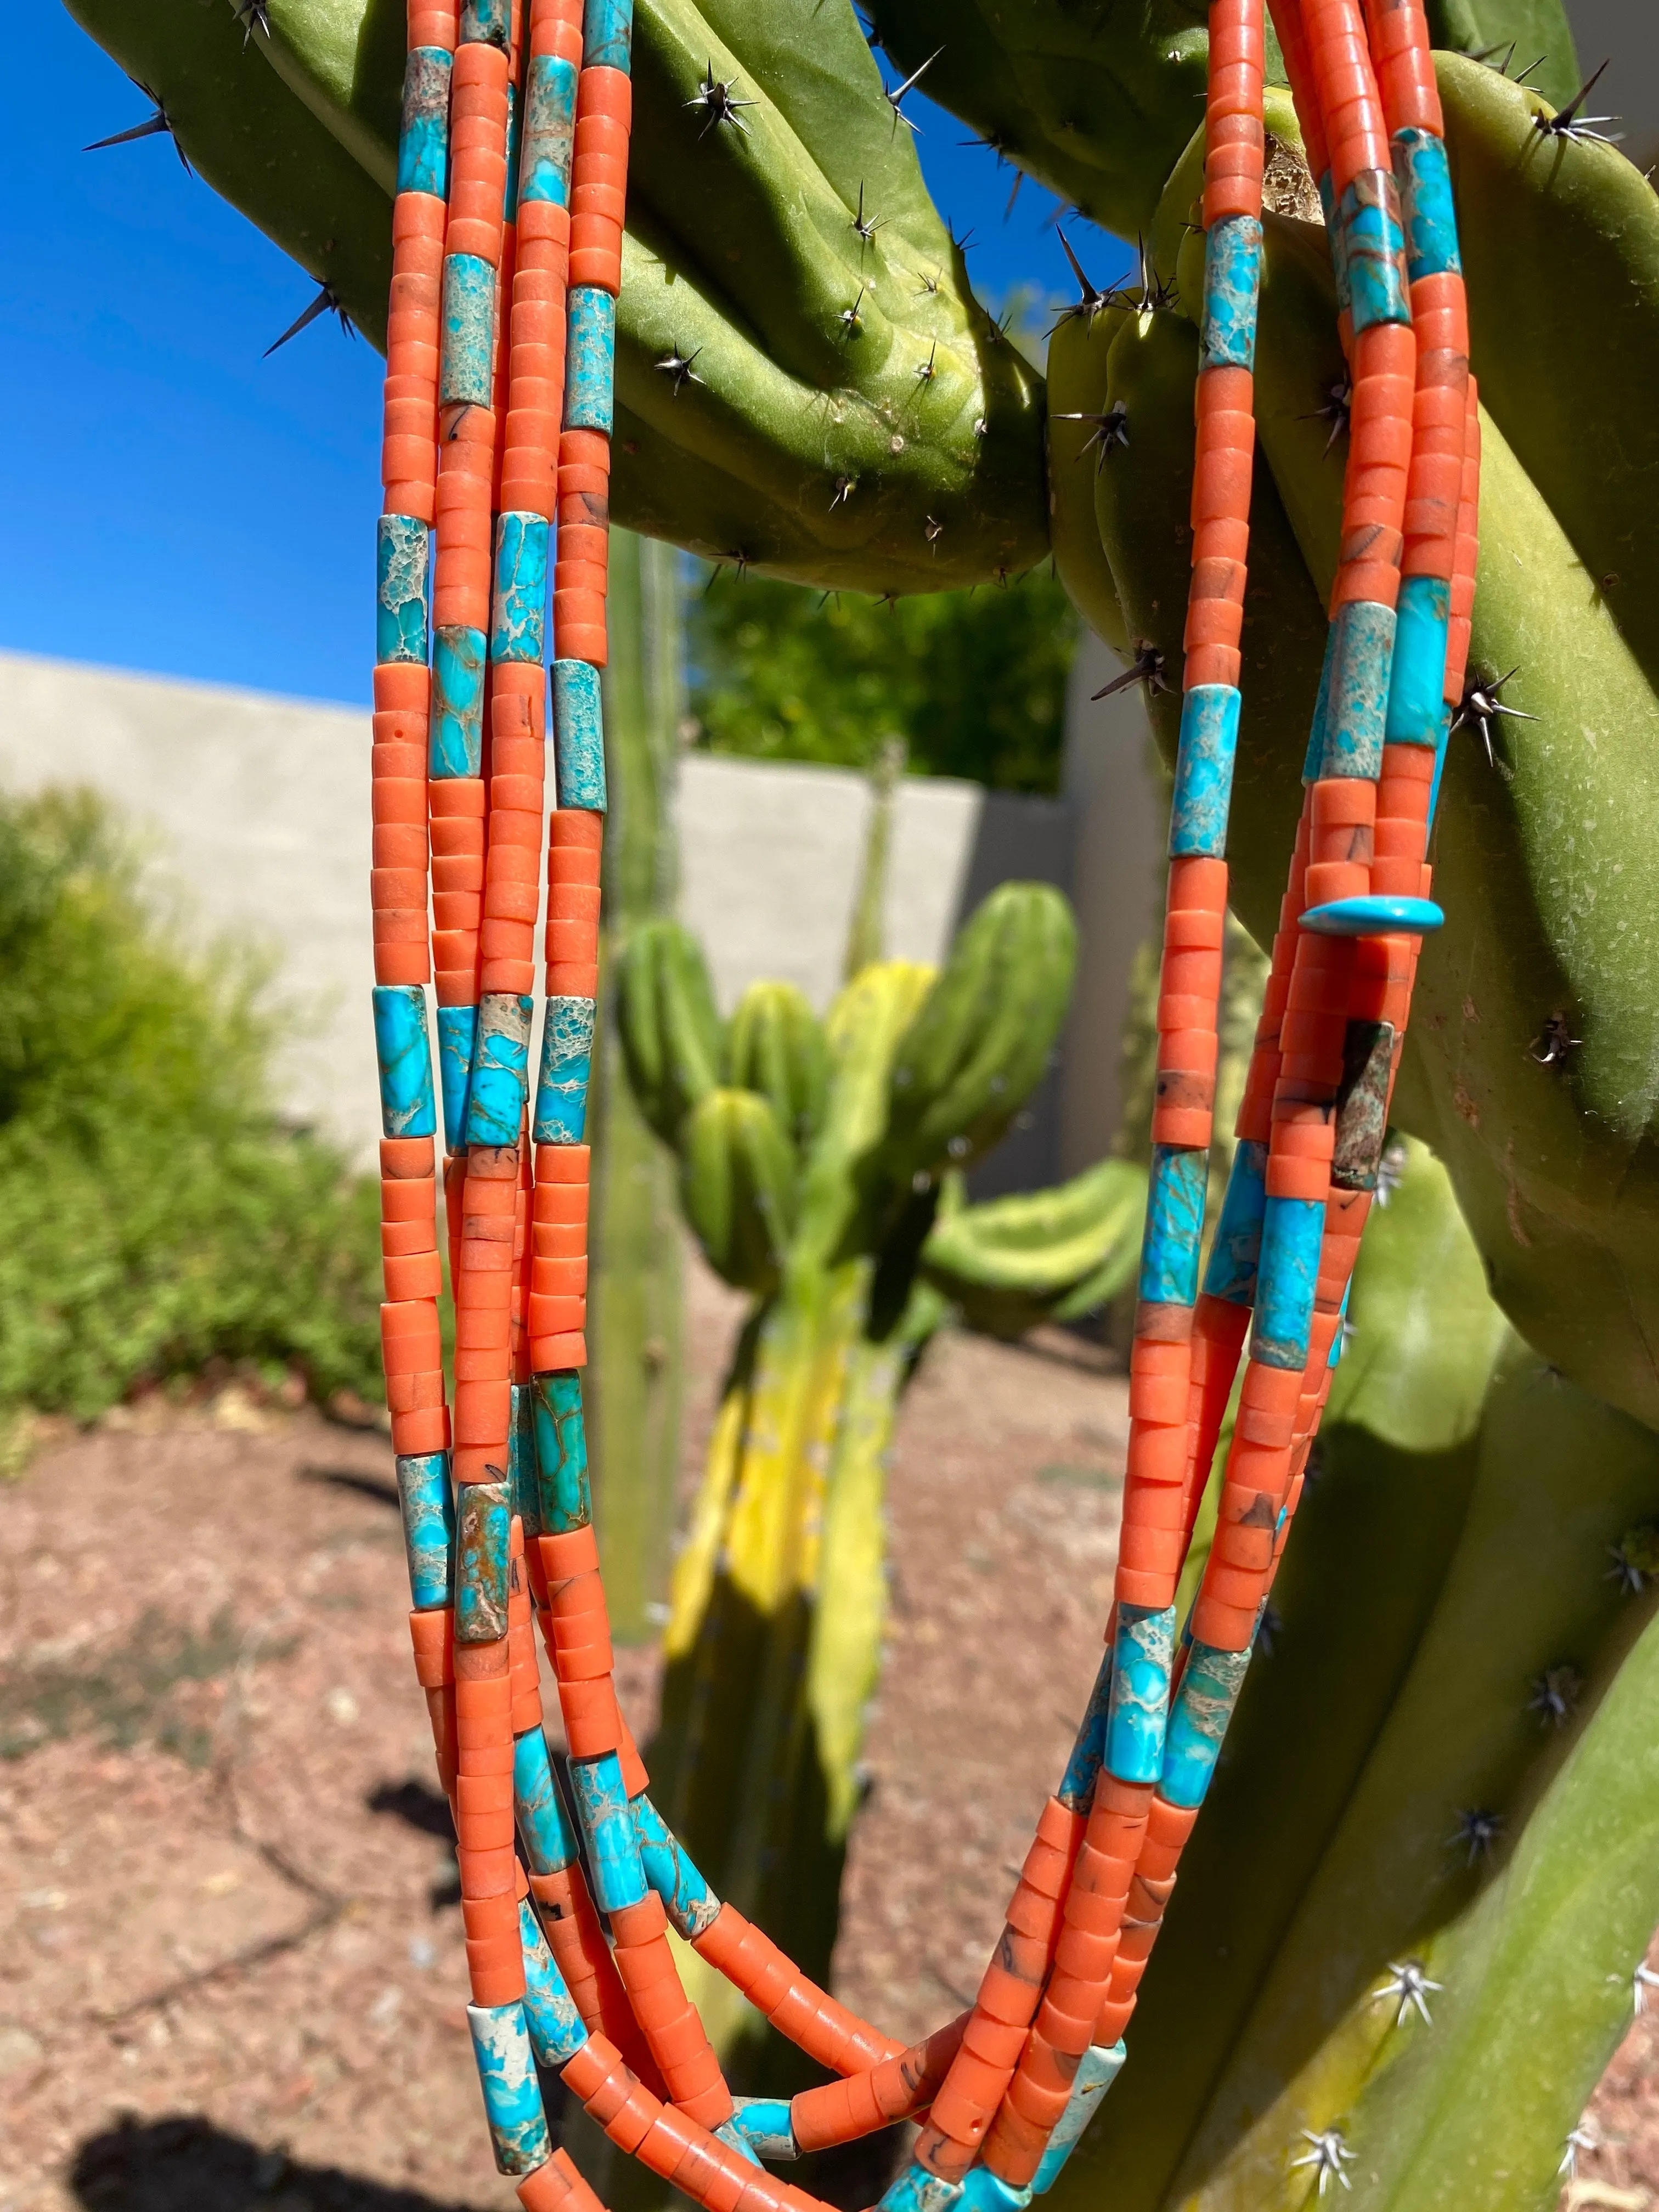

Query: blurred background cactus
left=52, top=0, right=1659, bottom=2197
left=616, top=870, right=1147, bottom=2094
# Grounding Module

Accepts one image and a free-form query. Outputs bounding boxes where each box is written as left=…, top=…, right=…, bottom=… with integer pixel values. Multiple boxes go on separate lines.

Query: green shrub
left=0, top=787, right=382, bottom=1425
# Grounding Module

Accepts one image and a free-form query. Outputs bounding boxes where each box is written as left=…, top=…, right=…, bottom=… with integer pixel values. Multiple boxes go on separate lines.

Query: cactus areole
left=352, top=0, right=1491, bottom=2199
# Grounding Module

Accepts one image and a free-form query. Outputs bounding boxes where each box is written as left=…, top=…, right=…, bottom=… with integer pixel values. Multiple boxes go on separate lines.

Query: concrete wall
left=0, top=648, right=1158, bottom=1189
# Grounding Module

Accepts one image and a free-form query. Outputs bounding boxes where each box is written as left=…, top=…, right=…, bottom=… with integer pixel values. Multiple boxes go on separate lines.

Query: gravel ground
left=0, top=1254, right=1654, bottom=2212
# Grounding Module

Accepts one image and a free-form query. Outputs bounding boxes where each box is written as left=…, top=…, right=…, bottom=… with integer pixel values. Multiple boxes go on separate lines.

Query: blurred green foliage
left=686, top=566, right=1079, bottom=794
left=0, top=788, right=383, bottom=1428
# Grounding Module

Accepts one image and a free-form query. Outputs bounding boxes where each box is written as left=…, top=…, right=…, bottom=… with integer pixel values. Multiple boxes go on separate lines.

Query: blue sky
left=3, top=11, right=1129, bottom=706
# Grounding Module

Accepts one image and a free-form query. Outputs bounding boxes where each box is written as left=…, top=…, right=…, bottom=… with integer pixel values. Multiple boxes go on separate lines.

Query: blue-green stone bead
left=509, top=1382, right=539, bottom=1539
left=633, top=1795, right=721, bottom=1938
left=1329, top=1279, right=1352, bottom=1368
left=514, top=1724, right=580, bottom=1876
left=878, top=2164, right=964, bottom=2212
left=1159, top=1638, right=1252, bottom=1807
left=1202, top=1137, right=1268, bottom=1305
left=1428, top=701, right=1454, bottom=825
left=372, top=984, right=438, bottom=1140
left=583, top=0, right=633, bottom=74
left=552, top=660, right=607, bottom=810
left=569, top=1750, right=647, bottom=1912
left=1384, top=572, right=1451, bottom=750
left=518, top=1900, right=589, bottom=2064
left=440, top=253, right=496, bottom=409
left=1301, top=894, right=1444, bottom=938
left=532, top=1372, right=591, bottom=1532
left=377, top=515, right=430, bottom=667
left=520, top=54, right=577, bottom=207
left=1031, top=2044, right=1126, bottom=2194
left=1105, top=1602, right=1176, bottom=1783
left=503, top=76, right=522, bottom=219
left=459, top=0, right=512, bottom=49
left=1199, top=215, right=1261, bottom=372
left=437, top=1002, right=477, bottom=1154
left=465, top=992, right=534, bottom=1149
left=725, top=2099, right=798, bottom=2164
left=455, top=1480, right=511, bottom=1644
left=397, top=47, right=451, bottom=198
left=490, top=512, right=548, bottom=665
left=1339, top=169, right=1410, bottom=331
left=431, top=625, right=487, bottom=779
left=1169, top=684, right=1240, bottom=858
left=565, top=286, right=616, bottom=435
left=959, top=2170, right=1031, bottom=2212
left=1393, top=127, right=1461, bottom=283
left=465, top=2002, right=551, bottom=2174
left=1251, top=1195, right=1326, bottom=1370
left=1302, top=621, right=1339, bottom=783
left=1320, top=598, right=1396, bottom=781
left=396, top=1451, right=455, bottom=1611
left=1138, top=1144, right=1208, bottom=1310
left=533, top=996, right=594, bottom=1145
left=1057, top=1644, right=1115, bottom=1812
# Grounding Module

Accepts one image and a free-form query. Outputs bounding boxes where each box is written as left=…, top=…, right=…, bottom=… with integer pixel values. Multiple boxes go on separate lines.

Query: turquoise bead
left=509, top=1381, right=539, bottom=1539
left=1384, top=573, right=1451, bottom=750
left=377, top=515, right=430, bottom=666
left=1428, top=701, right=1454, bottom=825
left=1394, top=127, right=1461, bottom=283
left=1339, top=169, right=1410, bottom=331
left=1105, top=1603, right=1176, bottom=1784
left=465, top=2002, right=551, bottom=2175
left=1200, top=214, right=1262, bottom=372
left=552, top=659, right=607, bottom=810
left=465, top=992, right=534, bottom=1150
left=1251, top=1195, right=1326, bottom=1370
left=1202, top=1137, right=1268, bottom=1305
left=569, top=1751, right=648, bottom=1912
left=1169, top=684, right=1240, bottom=858
left=455, top=1480, right=511, bottom=1645
left=440, top=253, right=496, bottom=410
left=878, top=2164, right=964, bottom=2212
left=959, top=2170, right=1031, bottom=2212
left=437, top=1002, right=478, bottom=1153
left=633, top=1794, right=721, bottom=1938
left=1301, top=894, right=1445, bottom=937
left=514, top=1724, right=580, bottom=1876
left=583, top=0, right=633, bottom=73
left=533, top=996, right=594, bottom=1145
left=503, top=76, right=521, bottom=219
left=1302, top=622, right=1339, bottom=782
left=396, top=1451, right=455, bottom=1611
left=459, top=0, right=512, bottom=49
left=518, top=1900, right=589, bottom=2066
left=565, top=286, right=616, bottom=435
left=532, top=1371, right=591, bottom=1532
left=397, top=47, right=450, bottom=198
left=371, top=984, right=438, bottom=1140
left=431, top=625, right=487, bottom=778
left=1159, top=1638, right=1253, bottom=1808
left=1031, top=2043, right=1126, bottom=2194
left=1138, top=1144, right=1208, bottom=1309
left=492, top=512, right=548, bottom=665
left=521, top=54, right=577, bottom=206
left=1057, top=1645, right=1115, bottom=1812
left=1321, top=597, right=1396, bottom=781
left=725, top=2099, right=798, bottom=2163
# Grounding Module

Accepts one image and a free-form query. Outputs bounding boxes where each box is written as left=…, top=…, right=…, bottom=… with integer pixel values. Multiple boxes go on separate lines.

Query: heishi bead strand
left=1073, top=0, right=1476, bottom=2085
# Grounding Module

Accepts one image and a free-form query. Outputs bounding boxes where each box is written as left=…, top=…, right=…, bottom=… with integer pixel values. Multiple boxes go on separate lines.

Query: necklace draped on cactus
left=364, top=0, right=1477, bottom=2204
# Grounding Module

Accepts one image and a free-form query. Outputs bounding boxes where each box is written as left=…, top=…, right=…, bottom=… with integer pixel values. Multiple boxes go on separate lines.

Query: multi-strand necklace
left=365, top=0, right=1478, bottom=2200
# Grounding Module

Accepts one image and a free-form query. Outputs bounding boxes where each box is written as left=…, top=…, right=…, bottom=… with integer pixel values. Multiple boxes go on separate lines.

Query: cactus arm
left=1046, top=304, right=1133, bottom=661
left=62, top=0, right=1048, bottom=590
left=61, top=0, right=393, bottom=345
left=1438, top=54, right=1659, bottom=694
left=1424, top=0, right=1580, bottom=109
left=919, top=1156, right=1149, bottom=1340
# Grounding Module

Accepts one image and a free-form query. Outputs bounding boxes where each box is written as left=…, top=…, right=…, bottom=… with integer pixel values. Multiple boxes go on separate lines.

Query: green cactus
left=624, top=882, right=1146, bottom=2092
left=614, top=916, right=724, bottom=1148
left=585, top=529, right=687, bottom=1643
left=62, top=0, right=1659, bottom=2188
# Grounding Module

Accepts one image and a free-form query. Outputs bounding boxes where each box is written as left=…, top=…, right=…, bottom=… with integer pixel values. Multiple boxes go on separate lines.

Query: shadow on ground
left=70, top=2116, right=488, bottom=2212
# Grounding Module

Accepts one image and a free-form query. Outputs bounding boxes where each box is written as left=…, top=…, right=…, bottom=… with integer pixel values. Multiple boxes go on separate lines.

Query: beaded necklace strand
left=365, top=0, right=1479, bottom=2202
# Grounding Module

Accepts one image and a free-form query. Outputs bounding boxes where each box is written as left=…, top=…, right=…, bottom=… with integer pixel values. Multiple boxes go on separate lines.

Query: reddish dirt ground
left=1, top=1255, right=1654, bottom=2212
